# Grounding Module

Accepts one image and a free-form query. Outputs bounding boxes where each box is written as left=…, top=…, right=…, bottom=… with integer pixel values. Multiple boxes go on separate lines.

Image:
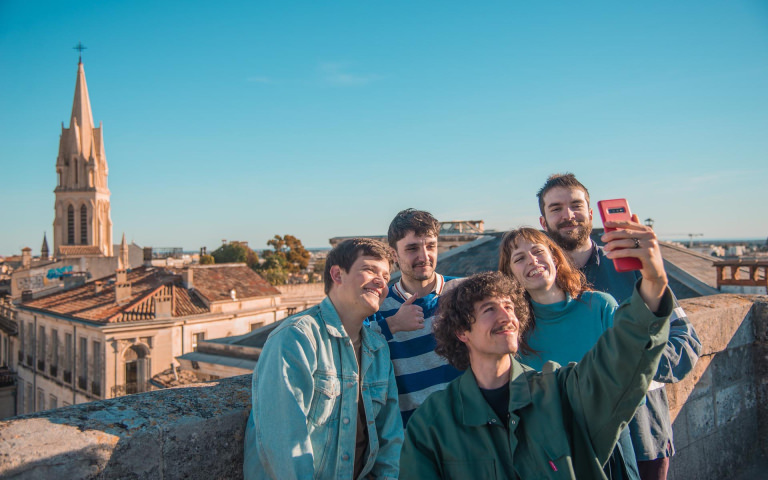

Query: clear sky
left=1, top=1, right=767, bottom=255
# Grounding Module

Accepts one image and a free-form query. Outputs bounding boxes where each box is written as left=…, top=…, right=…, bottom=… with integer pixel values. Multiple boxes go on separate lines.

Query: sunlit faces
left=539, top=186, right=593, bottom=251
left=394, top=232, right=438, bottom=283
left=458, top=297, right=520, bottom=359
left=331, top=255, right=391, bottom=317
left=508, top=240, right=558, bottom=295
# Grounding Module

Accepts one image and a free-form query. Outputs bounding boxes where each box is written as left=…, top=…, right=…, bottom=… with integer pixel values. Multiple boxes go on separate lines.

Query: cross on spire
left=73, top=41, right=87, bottom=63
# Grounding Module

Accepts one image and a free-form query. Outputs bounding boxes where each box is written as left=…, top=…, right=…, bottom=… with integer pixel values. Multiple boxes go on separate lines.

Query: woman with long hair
left=499, top=227, right=640, bottom=480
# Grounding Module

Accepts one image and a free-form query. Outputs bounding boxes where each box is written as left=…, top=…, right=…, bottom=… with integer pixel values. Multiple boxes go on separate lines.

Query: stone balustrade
left=1, top=294, right=767, bottom=479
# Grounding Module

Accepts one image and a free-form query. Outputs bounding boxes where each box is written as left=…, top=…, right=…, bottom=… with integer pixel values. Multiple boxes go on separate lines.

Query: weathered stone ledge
left=1, top=294, right=767, bottom=479
left=0, top=375, right=251, bottom=479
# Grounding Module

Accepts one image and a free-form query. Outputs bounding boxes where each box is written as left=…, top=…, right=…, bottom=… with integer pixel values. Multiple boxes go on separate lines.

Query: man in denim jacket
left=244, top=238, right=403, bottom=480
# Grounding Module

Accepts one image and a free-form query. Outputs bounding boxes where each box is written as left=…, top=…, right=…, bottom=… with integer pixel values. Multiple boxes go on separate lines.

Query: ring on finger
left=632, top=237, right=641, bottom=249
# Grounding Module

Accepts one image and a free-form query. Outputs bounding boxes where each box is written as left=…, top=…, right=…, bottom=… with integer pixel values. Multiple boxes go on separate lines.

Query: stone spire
left=41, top=233, right=49, bottom=260
left=53, top=59, right=113, bottom=257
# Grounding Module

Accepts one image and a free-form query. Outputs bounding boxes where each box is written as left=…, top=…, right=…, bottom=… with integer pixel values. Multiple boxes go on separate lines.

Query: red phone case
left=597, top=199, right=642, bottom=272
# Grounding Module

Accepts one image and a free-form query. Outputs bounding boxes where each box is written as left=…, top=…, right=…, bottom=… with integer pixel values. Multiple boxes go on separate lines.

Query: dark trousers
left=637, top=457, right=669, bottom=480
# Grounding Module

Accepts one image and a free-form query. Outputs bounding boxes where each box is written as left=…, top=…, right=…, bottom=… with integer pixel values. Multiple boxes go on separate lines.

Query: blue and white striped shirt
left=369, top=274, right=464, bottom=425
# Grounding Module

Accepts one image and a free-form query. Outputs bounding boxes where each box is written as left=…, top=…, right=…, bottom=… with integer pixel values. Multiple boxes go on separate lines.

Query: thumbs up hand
left=387, top=294, right=425, bottom=334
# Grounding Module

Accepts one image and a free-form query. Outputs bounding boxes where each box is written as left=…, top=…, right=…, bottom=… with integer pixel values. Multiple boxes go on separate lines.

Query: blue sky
left=1, top=1, right=767, bottom=255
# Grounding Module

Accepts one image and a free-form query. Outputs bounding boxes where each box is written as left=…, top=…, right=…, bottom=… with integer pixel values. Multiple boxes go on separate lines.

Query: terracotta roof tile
left=183, top=265, right=281, bottom=303
left=20, top=264, right=279, bottom=324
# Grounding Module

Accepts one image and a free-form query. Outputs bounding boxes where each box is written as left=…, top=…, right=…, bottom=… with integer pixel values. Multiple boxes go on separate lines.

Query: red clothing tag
left=549, top=460, right=558, bottom=472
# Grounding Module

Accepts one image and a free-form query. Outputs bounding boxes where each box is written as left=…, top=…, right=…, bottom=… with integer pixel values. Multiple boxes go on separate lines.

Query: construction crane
left=687, top=233, right=703, bottom=248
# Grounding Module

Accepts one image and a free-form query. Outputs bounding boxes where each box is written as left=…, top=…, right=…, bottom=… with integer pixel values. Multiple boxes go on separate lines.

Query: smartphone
left=596, top=198, right=642, bottom=272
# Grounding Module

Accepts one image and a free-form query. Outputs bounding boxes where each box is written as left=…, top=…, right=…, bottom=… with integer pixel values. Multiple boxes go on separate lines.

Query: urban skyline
left=1, top=1, right=767, bottom=256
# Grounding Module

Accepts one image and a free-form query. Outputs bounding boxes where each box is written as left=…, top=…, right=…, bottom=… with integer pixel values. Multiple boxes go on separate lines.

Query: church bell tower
left=53, top=58, right=113, bottom=257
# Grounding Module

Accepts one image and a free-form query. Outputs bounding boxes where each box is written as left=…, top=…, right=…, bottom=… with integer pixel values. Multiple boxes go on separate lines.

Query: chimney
left=115, top=269, right=131, bottom=305
left=94, top=281, right=104, bottom=293
left=182, top=268, right=194, bottom=289
left=119, top=233, right=130, bottom=270
left=21, top=247, right=32, bottom=269
left=143, top=247, right=153, bottom=266
left=155, top=291, right=172, bottom=319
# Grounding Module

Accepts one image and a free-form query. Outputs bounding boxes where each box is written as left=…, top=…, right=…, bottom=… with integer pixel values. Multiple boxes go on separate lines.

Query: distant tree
left=210, top=242, right=259, bottom=269
left=264, top=234, right=311, bottom=273
left=257, top=252, right=288, bottom=285
left=200, top=254, right=215, bottom=265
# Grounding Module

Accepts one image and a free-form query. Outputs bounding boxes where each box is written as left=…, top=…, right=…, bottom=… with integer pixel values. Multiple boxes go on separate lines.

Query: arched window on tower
left=80, top=205, right=88, bottom=245
left=67, top=205, right=75, bottom=245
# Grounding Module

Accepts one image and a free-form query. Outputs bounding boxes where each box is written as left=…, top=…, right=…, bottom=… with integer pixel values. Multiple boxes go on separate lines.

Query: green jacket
left=400, top=285, right=673, bottom=480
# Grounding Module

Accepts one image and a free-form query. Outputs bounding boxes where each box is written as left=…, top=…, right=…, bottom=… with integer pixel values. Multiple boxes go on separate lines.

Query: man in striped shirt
left=369, top=209, right=464, bottom=425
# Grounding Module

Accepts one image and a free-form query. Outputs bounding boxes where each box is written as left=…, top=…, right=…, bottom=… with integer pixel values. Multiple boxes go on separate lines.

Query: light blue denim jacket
left=244, top=297, right=403, bottom=480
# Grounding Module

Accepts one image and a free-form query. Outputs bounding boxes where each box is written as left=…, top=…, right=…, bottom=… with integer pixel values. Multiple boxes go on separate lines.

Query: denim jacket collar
left=319, top=297, right=385, bottom=355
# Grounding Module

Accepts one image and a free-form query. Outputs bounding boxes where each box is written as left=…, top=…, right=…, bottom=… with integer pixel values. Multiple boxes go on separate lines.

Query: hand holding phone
left=597, top=198, right=642, bottom=272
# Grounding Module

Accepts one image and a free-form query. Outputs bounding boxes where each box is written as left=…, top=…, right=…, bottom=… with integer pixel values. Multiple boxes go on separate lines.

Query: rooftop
left=20, top=264, right=279, bottom=324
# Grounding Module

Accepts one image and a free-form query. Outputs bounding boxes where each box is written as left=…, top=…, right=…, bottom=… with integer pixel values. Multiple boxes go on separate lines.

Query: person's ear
left=539, top=216, right=547, bottom=230
left=457, top=331, right=469, bottom=344
left=330, top=265, right=343, bottom=285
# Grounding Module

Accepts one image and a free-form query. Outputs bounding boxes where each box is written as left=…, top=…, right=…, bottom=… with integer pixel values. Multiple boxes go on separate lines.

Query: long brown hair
left=498, top=227, right=589, bottom=300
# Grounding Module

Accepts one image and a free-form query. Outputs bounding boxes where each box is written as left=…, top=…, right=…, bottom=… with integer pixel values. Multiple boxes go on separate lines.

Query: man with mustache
left=244, top=238, right=403, bottom=480
left=537, top=173, right=701, bottom=480
left=401, top=217, right=676, bottom=479
left=369, top=209, right=463, bottom=425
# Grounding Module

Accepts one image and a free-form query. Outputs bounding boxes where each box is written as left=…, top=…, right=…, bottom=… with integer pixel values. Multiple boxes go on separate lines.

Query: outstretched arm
left=561, top=284, right=674, bottom=464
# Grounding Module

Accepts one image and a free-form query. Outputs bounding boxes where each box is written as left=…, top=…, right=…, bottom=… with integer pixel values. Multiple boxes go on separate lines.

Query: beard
left=399, top=261, right=435, bottom=282
left=545, top=219, right=592, bottom=251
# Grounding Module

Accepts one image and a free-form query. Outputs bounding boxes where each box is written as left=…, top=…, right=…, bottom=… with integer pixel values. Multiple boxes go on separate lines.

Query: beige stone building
left=13, top=263, right=292, bottom=414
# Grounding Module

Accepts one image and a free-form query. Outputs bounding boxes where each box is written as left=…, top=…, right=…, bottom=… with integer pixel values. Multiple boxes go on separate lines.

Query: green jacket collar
left=459, top=355, right=533, bottom=426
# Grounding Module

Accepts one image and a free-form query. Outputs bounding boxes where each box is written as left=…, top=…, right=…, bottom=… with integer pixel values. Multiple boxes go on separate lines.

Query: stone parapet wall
left=0, top=376, right=251, bottom=479
left=0, top=294, right=766, bottom=479
left=667, top=294, right=768, bottom=480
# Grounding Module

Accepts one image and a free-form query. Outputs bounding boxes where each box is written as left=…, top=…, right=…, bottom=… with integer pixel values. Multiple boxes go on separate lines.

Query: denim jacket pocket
left=308, top=373, right=341, bottom=426
left=366, top=380, right=389, bottom=418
